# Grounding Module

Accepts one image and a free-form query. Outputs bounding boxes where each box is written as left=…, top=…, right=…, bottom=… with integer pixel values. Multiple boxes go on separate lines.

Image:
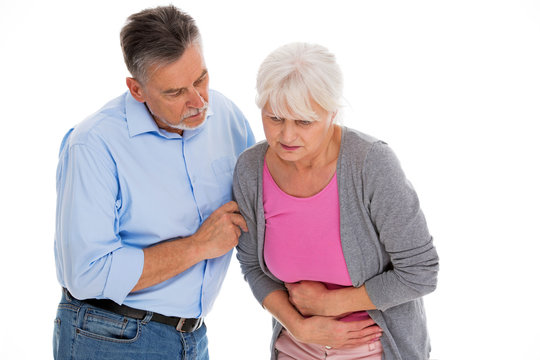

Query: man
left=53, top=5, right=254, bottom=359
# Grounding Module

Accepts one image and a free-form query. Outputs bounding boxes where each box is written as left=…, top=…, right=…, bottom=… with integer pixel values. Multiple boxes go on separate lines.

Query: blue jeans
left=53, top=289, right=209, bottom=360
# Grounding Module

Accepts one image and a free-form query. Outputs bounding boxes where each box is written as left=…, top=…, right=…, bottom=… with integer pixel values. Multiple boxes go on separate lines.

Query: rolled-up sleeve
left=56, top=139, right=143, bottom=304
left=362, top=143, right=439, bottom=311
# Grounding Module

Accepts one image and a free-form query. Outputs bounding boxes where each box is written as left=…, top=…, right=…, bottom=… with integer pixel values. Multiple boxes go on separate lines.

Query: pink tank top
left=263, top=161, right=368, bottom=321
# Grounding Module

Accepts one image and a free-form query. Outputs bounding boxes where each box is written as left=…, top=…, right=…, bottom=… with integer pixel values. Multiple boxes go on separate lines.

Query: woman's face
left=262, top=99, right=335, bottom=164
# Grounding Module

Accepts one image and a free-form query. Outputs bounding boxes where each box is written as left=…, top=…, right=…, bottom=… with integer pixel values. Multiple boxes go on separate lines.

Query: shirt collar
left=124, top=91, right=214, bottom=139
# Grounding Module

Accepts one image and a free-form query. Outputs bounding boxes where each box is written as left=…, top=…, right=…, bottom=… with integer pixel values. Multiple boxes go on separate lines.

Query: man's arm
left=131, top=201, right=247, bottom=292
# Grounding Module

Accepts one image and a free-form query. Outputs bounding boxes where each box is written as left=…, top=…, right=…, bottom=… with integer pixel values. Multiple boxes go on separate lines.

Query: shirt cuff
left=102, top=246, right=144, bottom=304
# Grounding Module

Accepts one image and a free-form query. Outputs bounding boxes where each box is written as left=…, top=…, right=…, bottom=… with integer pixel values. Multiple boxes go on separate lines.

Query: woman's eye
left=296, top=120, right=312, bottom=126
left=270, top=116, right=283, bottom=122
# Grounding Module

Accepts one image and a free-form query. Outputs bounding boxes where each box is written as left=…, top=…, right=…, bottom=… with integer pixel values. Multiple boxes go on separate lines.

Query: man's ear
left=126, top=77, right=145, bottom=103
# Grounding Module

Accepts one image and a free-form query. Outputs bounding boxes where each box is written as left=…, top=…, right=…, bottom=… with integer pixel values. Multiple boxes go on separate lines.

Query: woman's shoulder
left=237, top=140, right=267, bottom=162
left=341, top=127, right=384, bottom=150
left=235, top=140, right=267, bottom=175
left=341, top=127, right=405, bottom=180
left=340, top=127, right=389, bottom=163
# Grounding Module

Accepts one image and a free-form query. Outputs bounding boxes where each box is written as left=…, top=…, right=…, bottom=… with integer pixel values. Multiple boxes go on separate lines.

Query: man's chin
left=172, top=114, right=207, bottom=131
left=180, top=111, right=207, bottom=129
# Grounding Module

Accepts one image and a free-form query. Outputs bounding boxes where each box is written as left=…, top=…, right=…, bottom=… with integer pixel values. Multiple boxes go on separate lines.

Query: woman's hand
left=290, top=315, right=382, bottom=349
left=286, top=281, right=376, bottom=317
left=285, top=281, right=332, bottom=316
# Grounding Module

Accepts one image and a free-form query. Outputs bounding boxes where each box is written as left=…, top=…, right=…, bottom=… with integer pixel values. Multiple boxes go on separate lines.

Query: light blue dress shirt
left=54, top=90, right=255, bottom=317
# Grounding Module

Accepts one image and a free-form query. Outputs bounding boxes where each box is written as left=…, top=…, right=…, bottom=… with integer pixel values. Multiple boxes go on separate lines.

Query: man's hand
left=132, top=201, right=247, bottom=292
left=193, top=201, right=248, bottom=259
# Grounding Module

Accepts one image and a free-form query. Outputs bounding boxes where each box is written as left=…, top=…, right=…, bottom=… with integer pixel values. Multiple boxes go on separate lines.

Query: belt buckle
left=176, top=318, right=187, bottom=332
left=176, top=317, right=202, bottom=332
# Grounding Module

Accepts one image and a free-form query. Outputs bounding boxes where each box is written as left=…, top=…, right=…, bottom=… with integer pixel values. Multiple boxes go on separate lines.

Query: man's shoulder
left=208, top=89, right=241, bottom=115
left=208, top=89, right=230, bottom=104
left=68, top=93, right=128, bottom=146
left=205, top=89, right=252, bottom=144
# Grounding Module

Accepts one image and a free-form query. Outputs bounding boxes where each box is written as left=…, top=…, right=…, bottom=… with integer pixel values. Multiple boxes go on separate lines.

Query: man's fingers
left=230, top=213, right=248, bottom=232
left=218, top=202, right=247, bottom=232
left=220, top=201, right=240, bottom=213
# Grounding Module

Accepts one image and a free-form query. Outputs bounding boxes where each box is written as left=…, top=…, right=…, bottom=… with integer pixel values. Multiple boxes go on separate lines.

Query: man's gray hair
left=256, top=42, right=343, bottom=122
left=120, top=5, right=202, bottom=84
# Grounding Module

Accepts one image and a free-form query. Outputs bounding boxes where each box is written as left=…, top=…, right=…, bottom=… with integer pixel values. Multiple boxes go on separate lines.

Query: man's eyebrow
left=162, top=87, right=187, bottom=95
left=162, top=69, right=208, bottom=95
left=194, top=69, right=208, bottom=84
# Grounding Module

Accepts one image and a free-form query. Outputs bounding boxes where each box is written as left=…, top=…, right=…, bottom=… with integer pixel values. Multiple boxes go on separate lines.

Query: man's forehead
left=161, top=69, right=208, bottom=94
left=146, top=58, right=207, bottom=91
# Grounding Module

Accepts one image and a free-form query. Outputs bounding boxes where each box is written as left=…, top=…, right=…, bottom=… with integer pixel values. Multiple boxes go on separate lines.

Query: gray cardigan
left=233, top=127, right=439, bottom=360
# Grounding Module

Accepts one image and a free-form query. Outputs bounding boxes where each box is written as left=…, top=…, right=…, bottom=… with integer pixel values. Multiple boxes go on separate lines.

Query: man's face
left=128, top=44, right=210, bottom=134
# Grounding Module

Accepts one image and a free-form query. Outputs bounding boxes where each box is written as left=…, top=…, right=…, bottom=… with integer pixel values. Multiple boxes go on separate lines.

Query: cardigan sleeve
left=233, top=149, right=286, bottom=306
left=362, top=142, right=439, bottom=311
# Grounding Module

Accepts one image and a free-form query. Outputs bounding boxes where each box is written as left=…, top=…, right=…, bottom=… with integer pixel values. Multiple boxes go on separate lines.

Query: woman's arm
left=361, top=143, right=439, bottom=311
left=285, top=281, right=376, bottom=317
left=263, top=289, right=382, bottom=348
left=233, top=149, right=382, bottom=348
left=283, top=142, right=438, bottom=315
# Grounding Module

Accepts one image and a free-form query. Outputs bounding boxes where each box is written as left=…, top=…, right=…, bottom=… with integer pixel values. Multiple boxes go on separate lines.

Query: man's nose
left=187, top=87, right=204, bottom=108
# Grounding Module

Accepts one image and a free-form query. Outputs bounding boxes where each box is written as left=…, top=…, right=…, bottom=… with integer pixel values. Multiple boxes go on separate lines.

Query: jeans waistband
left=63, top=288, right=203, bottom=332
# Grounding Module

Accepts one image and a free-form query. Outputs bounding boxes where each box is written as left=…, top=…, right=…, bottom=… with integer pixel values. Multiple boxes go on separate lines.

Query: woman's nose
left=280, top=121, right=297, bottom=143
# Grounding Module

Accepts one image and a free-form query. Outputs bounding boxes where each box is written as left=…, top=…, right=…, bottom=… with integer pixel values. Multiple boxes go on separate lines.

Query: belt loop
left=62, top=288, right=81, bottom=306
left=63, top=288, right=73, bottom=301
left=142, top=312, right=153, bottom=325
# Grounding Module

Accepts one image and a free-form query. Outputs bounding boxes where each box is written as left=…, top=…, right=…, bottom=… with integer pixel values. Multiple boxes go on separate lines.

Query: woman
left=233, top=43, right=438, bottom=360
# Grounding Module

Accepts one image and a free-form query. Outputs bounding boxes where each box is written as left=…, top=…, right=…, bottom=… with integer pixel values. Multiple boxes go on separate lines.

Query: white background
left=1, top=0, right=539, bottom=359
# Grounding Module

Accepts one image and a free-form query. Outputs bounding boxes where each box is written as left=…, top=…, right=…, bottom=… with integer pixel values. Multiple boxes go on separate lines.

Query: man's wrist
left=178, top=234, right=206, bottom=264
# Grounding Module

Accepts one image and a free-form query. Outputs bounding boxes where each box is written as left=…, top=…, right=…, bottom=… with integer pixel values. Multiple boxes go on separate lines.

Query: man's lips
left=184, top=110, right=205, bottom=120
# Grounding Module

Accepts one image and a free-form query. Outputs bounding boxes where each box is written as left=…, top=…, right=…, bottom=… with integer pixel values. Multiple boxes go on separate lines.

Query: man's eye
left=270, top=116, right=283, bottom=122
left=169, top=90, right=185, bottom=97
left=194, top=75, right=207, bottom=87
left=296, top=120, right=312, bottom=126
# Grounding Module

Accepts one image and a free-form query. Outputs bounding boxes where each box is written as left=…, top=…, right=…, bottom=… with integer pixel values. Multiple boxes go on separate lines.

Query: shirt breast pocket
left=207, top=155, right=236, bottom=210
left=211, top=155, right=236, bottom=178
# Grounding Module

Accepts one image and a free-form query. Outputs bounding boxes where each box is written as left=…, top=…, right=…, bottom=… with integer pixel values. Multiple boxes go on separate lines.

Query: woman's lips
left=280, top=143, right=300, bottom=151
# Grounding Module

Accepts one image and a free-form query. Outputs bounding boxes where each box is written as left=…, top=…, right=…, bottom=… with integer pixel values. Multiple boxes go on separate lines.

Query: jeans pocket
left=77, top=308, right=140, bottom=343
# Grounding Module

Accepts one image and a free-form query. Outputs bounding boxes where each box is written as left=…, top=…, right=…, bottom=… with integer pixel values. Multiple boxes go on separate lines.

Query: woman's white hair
left=256, top=42, right=343, bottom=122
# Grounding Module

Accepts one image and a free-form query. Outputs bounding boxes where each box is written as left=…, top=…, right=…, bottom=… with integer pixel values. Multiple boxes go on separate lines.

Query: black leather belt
left=66, top=289, right=203, bottom=332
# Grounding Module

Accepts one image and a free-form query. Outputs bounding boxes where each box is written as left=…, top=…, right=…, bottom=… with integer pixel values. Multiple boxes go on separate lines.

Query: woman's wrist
left=310, top=287, right=344, bottom=317
left=286, top=315, right=308, bottom=341
left=338, top=285, right=376, bottom=314
left=283, top=310, right=304, bottom=336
